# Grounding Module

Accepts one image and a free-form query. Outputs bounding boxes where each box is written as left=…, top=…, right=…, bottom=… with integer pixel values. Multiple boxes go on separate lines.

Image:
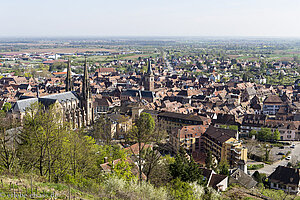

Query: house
left=265, top=120, right=300, bottom=141
left=106, top=113, right=132, bottom=139
left=269, top=166, right=300, bottom=194
left=201, top=168, right=228, bottom=192
left=229, top=168, right=257, bottom=189
left=95, top=68, right=116, bottom=76
left=263, top=95, right=285, bottom=115
left=240, top=114, right=267, bottom=136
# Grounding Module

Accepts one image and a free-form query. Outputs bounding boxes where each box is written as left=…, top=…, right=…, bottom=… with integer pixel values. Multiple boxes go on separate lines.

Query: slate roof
left=40, top=91, right=79, bottom=103
left=121, top=89, right=141, bottom=98
left=229, top=168, right=257, bottom=189
left=10, top=91, right=79, bottom=113
left=269, top=166, right=300, bottom=185
left=158, top=111, right=209, bottom=123
left=11, top=98, right=38, bottom=112
left=141, top=90, right=155, bottom=98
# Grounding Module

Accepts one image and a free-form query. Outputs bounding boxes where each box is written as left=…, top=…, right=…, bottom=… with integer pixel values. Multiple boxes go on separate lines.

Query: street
left=249, top=142, right=300, bottom=175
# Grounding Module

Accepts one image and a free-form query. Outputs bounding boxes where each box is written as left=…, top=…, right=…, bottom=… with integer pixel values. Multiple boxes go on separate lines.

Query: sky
left=1, top=0, right=300, bottom=37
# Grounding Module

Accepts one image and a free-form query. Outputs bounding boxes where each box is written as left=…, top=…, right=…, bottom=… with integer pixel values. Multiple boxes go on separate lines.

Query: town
left=0, top=38, right=300, bottom=199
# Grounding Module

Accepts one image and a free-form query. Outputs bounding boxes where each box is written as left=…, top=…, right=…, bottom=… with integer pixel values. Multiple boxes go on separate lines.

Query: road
left=249, top=142, right=300, bottom=175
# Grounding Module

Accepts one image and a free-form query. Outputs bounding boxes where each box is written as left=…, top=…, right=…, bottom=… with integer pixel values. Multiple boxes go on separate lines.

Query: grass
left=0, top=175, right=95, bottom=200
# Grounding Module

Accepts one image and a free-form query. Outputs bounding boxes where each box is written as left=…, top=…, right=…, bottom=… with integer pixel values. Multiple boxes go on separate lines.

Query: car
left=277, top=152, right=285, bottom=155
left=279, top=146, right=284, bottom=149
left=286, top=156, right=291, bottom=160
left=290, top=144, right=295, bottom=148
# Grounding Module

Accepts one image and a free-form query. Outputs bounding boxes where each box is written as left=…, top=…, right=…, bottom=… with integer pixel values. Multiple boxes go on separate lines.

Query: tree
left=170, top=148, right=204, bottom=185
left=169, top=178, right=194, bottom=200
left=91, top=115, right=112, bottom=145
left=228, top=125, right=238, bottom=131
left=218, top=160, right=229, bottom=176
left=257, top=128, right=272, bottom=141
left=111, top=154, right=135, bottom=181
left=242, top=73, right=248, bottom=82
left=1, top=102, right=11, bottom=113
left=249, top=130, right=257, bottom=138
left=147, top=155, right=174, bottom=187
left=264, top=145, right=271, bottom=162
left=127, top=112, right=155, bottom=184
left=18, top=103, right=69, bottom=182
left=205, top=151, right=213, bottom=169
left=0, top=113, right=19, bottom=172
left=272, top=129, right=280, bottom=141
left=142, top=126, right=167, bottom=182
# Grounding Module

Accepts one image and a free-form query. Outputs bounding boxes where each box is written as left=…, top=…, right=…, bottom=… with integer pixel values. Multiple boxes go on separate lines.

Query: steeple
left=82, top=57, right=90, bottom=100
left=66, top=58, right=72, bottom=92
left=147, top=58, right=153, bottom=76
left=144, top=58, right=155, bottom=91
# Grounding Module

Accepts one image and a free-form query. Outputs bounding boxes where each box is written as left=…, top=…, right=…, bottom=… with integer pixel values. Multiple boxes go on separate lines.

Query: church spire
left=66, top=58, right=72, bottom=92
left=82, top=56, right=89, bottom=100
left=147, top=58, right=153, bottom=75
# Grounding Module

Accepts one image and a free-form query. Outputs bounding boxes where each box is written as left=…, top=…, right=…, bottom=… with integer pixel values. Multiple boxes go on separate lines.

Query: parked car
left=279, top=146, right=284, bottom=149
left=286, top=156, right=291, bottom=160
left=277, top=152, right=285, bottom=155
left=290, top=144, right=295, bottom=148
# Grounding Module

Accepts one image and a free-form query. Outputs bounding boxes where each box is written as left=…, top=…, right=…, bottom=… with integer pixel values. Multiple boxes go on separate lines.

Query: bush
left=103, top=175, right=169, bottom=200
left=247, top=164, right=264, bottom=170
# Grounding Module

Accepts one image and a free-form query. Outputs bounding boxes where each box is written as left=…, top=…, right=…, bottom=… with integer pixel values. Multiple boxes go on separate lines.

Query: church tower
left=65, top=58, right=73, bottom=92
left=144, top=58, right=154, bottom=91
left=81, top=57, right=93, bottom=126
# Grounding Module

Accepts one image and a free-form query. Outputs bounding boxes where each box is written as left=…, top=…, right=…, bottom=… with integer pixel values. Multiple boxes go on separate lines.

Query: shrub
left=247, top=164, right=264, bottom=170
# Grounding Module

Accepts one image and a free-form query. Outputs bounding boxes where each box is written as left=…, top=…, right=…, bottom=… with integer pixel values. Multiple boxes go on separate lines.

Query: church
left=8, top=59, right=94, bottom=128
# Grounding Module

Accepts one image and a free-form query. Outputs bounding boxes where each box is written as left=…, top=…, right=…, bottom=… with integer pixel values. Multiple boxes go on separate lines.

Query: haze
left=1, top=0, right=300, bottom=37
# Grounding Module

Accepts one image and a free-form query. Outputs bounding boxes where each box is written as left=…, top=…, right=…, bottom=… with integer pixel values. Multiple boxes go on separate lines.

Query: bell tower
left=144, top=58, right=154, bottom=91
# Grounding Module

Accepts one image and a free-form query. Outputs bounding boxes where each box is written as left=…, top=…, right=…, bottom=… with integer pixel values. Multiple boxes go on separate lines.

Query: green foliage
left=168, top=178, right=194, bottom=200
left=18, top=103, right=100, bottom=184
left=252, top=171, right=266, bottom=184
left=249, top=130, right=257, bottom=138
left=103, top=175, right=169, bottom=200
left=247, top=164, right=264, bottom=170
left=170, top=148, right=205, bottom=185
left=127, top=112, right=156, bottom=183
left=261, top=187, right=299, bottom=200
left=111, top=155, right=136, bottom=181
left=1, top=102, right=11, bottom=113
left=257, top=128, right=273, bottom=141
left=218, top=160, right=229, bottom=176
left=228, top=125, right=238, bottom=131
left=49, top=62, right=67, bottom=72
left=97, top=145, right=127, bottom=164
left=273, top=129, right=280, bottom=141
left=91, top=116, right=112, bottom=144
left=205, top=151, right=213, bottom=170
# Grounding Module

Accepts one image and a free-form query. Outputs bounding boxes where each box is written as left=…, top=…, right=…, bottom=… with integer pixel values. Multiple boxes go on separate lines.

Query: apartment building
left=169, top=125, right=208, bottom=153
left=202, top=126, right=247, bottom=167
